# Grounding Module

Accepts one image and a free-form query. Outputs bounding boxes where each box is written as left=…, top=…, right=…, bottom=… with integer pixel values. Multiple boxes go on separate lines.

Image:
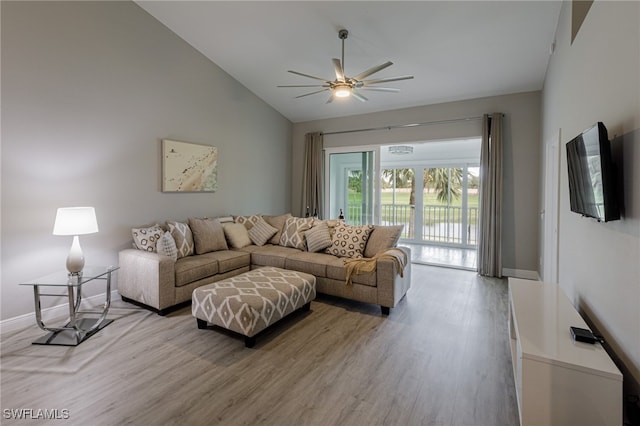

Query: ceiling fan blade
left=295, top=88, right=330, bottom=98
left=352, top=91, right=368, bottom=102
left=287, top=70, right=330, bottom=82
left=332, top=58, right=345, bottom=82
left=359, top=87, right=400, bottom=93
left=326, top=94, right=335, bottom=104
left=353, top=61, right=393, bottom=81
left=277, top=84, right=329, bottom=88
left=362, top=75, right=414, bottom=85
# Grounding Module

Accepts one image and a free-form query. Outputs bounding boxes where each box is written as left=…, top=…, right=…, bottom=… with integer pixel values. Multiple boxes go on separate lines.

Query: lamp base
left=66, top=235, right=85, bottom=275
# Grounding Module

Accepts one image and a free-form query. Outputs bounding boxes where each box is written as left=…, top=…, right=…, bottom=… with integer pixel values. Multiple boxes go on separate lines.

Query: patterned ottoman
left=192, top=267, right=316, bottom=347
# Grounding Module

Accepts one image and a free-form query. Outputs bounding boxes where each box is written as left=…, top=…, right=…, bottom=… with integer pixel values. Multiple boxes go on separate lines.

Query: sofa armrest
left=118, top=249, right=176, bottom=311
left=376, top=246, right=412, bottom=309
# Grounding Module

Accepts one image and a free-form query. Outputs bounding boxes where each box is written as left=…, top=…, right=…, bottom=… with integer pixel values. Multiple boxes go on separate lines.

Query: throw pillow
left=363, top=225, right=404, bottom=258
left=188, top=217, right=229, bottom=254
left=222, top=222, right=252, bottom=249
left=216, top=216, right=234, bottom=224
left=167, top=221, right=195, bottom=258
left=234, top=215, right=261, bottom=230
left=263, top=213, right=292, bottom=245
left=248, top=217, right=278, bottom=246
left=156, top=231, right=178, bottom=261
left=279, top=217, right=314, bottom=250
left=305, top=222, right=333, bottom=253
left=325, top=223, right=374, bottom=259
left=131, top=224, right=164, bottom=252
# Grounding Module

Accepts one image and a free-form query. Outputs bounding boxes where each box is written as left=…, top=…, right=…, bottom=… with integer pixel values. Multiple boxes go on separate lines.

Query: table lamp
left=53, top=207, right=99, bottom=276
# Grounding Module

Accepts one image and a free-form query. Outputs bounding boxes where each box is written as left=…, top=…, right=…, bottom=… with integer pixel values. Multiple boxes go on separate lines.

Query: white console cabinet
left=508, top=278, right=622, bottom=426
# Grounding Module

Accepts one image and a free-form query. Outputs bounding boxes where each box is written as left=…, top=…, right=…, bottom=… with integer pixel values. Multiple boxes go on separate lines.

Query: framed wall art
left=162, top=139, right=218, bottom=192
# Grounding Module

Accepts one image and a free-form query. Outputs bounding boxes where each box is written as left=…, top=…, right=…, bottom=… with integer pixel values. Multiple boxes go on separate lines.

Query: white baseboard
left=502, top=268, right=539, bottom=280
left=0, top=290, right=121, bottom=334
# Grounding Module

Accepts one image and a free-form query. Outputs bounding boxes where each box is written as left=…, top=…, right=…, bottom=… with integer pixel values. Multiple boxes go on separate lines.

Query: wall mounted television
left=566, top=122, right=620, bottom=222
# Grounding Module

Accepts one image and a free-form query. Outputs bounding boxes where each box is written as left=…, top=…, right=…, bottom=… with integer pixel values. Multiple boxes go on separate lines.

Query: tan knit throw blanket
left=343, top=248, right=408, bottom=286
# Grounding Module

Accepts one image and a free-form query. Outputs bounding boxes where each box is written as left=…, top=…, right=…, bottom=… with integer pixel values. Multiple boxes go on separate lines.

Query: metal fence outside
left=347, top=203, right=478, bottom=247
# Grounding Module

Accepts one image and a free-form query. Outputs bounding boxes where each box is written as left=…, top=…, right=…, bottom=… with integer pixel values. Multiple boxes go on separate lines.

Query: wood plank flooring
left=0, top=264, right=519, bottom=426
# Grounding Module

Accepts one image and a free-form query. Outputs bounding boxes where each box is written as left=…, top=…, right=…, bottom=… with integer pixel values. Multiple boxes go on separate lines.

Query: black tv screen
left=566, top=122, right=620, bottom=222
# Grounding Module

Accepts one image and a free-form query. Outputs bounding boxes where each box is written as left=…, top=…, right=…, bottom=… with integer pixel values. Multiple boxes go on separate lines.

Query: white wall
left=292, top=92, right=541, bottom=275
left=1, top=1, right=292, bottom=321
left=542, top=1, right=639, bottom=394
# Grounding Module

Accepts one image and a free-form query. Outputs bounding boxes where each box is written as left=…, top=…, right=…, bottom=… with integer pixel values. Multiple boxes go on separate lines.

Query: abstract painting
left=162, top=139, right=218, bottom=192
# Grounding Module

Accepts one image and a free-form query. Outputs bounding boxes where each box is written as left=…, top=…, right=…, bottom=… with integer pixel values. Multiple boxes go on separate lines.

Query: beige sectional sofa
left=118, top=214, right=411, bottom=316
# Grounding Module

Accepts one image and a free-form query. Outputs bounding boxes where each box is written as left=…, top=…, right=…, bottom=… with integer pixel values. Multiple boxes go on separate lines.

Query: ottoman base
left=196, top=301, right=311, bottom=348
left=192, top=267, right=316, bottom=348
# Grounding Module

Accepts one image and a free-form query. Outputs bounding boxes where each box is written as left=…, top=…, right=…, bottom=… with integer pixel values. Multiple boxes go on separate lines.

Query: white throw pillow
left=156, top=231, right=178, bottom=261
left=131, top=224, right=163, bottom=252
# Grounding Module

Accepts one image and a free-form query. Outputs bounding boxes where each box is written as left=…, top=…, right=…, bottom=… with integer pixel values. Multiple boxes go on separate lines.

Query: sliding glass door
left=325, top=148, right=378, bottom=224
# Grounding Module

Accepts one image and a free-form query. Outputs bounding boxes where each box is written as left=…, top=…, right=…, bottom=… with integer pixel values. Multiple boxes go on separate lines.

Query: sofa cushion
left=222, top=222, right=252, bottom=249
left=280, top=217, right=314, bottom=249
left=248, top=217, right=278, bottom=246
left=207, top=250, right=250, bottom=274
left=250, top=245, right=302, bottom=268
left=189, top=218, right=229, bottom=254
left=304, top=222, right=333, bottom=253
left=285, top=252, right=331, bottom=277
left=262, top=213, right=292, bottom=245
left=325, top=256, right=377, bottom=287
left=174, top=252, right=221, bottom=287
left=167, top=221, right=195, bottom=258
left=132, top=224, right=164, bottom=252
left=363, top=225, right=404, bottom=258
left=325, top=223, right=374, bottom=259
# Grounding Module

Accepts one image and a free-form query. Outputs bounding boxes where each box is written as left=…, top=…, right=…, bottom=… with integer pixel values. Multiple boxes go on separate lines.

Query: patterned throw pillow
left=132, top=224, right=164, bottom=252
left=263, top=213, right=292, bottom=245
left=167, top=221, right=194, bottom=258
left=305, top=222, right=333, bottom=253
left=222, top=222, right=252, bottom=249
left=279, top=217, right=314, bottom=250
left=156, top=231, right=178, bottom=261
left=325, top=223, right=374, bottom=259
left=248, top=217, right=278, bottom=246
left=234, top=215, right=261, bottom=230
left=188, top=217, right=229, bottom=254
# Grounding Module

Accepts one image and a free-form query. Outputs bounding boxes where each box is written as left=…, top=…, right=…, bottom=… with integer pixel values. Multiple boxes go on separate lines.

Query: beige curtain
left=301, top=132, right=323, bottom=218
left=477, top=113, right=503, bottom=277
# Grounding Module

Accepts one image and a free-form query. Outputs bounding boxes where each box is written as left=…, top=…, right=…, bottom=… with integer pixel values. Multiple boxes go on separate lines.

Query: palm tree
left=424, top=168, right=463, bottom=203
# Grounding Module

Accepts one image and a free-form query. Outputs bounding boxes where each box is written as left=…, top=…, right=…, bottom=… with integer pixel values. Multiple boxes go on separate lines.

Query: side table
left=20, top=266, right=119, bottom=346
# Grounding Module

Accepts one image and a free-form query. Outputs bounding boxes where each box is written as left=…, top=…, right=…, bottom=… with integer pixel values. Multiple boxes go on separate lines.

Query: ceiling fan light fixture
left=334, top=85, right=352, bottom=98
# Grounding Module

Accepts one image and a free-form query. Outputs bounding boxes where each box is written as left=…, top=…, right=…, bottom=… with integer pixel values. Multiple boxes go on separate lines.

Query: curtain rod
left=321, top=114, right=502, bottom=136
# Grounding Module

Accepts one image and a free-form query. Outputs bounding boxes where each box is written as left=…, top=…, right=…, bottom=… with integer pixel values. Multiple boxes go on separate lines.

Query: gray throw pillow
left=188, top=217, right=228, bottom=254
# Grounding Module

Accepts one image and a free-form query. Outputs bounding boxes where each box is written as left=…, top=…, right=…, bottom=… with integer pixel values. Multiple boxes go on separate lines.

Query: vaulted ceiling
left=136, top=1, right=562, bottom=123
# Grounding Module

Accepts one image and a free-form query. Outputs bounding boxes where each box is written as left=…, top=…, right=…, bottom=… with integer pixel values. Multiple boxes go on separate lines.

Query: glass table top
left=20, top=266, right=119, bottom=287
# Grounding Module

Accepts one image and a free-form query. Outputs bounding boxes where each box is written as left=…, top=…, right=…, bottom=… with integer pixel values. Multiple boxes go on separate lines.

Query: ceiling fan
left=278, top=29, right=414, bottom=103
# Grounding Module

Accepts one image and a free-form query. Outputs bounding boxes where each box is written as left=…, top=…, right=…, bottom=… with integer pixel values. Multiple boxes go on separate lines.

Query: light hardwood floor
left=1, top=264, right=519, bottom=426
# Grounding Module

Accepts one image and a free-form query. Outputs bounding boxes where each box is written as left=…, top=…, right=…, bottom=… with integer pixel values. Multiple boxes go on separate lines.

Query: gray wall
left=542, top=1, right=639, bottom=393
left=292, top=92, right=541, bottom=276
left=1, top=1, right=292, bottom=320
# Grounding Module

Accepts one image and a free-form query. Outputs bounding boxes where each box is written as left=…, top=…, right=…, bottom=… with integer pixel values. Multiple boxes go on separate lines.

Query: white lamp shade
left=53, top=207, right=99, bottom=236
